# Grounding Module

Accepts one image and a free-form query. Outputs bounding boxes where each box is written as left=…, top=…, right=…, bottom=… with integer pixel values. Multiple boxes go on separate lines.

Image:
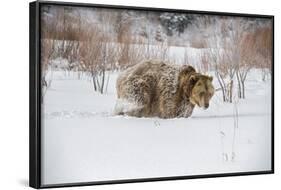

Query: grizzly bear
left=115, top=60, right=214, bottom=118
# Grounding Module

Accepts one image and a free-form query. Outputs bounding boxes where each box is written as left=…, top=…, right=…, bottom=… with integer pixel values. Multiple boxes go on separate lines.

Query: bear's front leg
left=177, top=103, right=195, bottom=118
left=158, top=99, right=178, bottom=118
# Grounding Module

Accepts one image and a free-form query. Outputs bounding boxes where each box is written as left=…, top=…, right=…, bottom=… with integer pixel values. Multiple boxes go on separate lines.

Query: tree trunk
left=229, top=80, right=233, bottom=103
left=240, top=71, right=248, bottom=99
left=216, top=72, right=227, bottom=102
left=92, top=75, right=97, bottom=91
left=96, top=77, right=101, bottom=92
left=241, top=81, right=245, bottom=99
left=100, top=69, right=105, bottom=94
left=236, top=72, right=242, bottom=98
left=262, top=69, right=267, bottom=82
left=105, top=71, right=110, bottom=94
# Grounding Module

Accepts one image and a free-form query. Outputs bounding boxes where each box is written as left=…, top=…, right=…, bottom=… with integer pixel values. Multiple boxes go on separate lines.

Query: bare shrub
left=42, top=6, right=82, bottom=41
left=235, top=26, right=272, bottom=98
left=41, top=14, right=57, bottom=101
left=79, top=24, right=118, bottom=94
left=145, top=42, right=169, bottom=61
left=254, top=27, right=272, bottom=81
left=208, top=18, right=249, bottom=102
left=236, top=32, right=256, bottom=98
left=208, top=32, right=229, bottom=102
left=41, top=39, right=55, bottom=102
left=117, top=36, right=146, bottom=69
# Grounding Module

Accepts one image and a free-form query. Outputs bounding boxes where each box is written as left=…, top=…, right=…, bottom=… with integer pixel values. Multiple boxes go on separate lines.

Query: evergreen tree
left=159, top=13, right=194, bottom=36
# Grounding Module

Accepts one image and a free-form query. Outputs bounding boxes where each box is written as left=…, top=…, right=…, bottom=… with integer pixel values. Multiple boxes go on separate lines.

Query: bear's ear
left=181, top=65, right=196, bottom=76
left=209, top=76, right=213, bottom=81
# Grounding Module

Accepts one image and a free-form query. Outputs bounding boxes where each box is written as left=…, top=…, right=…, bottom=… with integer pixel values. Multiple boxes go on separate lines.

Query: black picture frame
left=29, top=1, right=274, bottom=188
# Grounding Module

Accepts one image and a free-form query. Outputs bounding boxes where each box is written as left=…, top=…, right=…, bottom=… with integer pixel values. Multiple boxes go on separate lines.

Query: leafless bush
left=208, top=18, right=252, bottom=102
left=236, top=32, right=256, bottom=98
left=41, top=14, right=57, bottom=101
left=235, top=26, right=272, bottom=98
left=41, top=39, right=55, bottom=102
left=145, top=42, right=169, bottom=61
left=42, top=6, right=83, bottom=73
left=254, top=27, right=272, bottom=81
left=208, top=35, right=230, bottom=102
left=117, top=36, right=144, bottom=69
left=79, top=25, right=118, bottom=94
left=41, top=7, right=272, bottom=99
left=42, top=6, right=82, bottom=41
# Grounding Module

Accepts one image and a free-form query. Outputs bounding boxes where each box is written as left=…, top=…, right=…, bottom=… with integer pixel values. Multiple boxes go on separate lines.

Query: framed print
left=29, top=1, right=274, bottom=188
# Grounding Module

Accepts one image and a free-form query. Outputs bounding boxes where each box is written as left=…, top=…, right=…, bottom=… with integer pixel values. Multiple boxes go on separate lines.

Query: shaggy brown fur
left=115, top=60, right=214, bottom=118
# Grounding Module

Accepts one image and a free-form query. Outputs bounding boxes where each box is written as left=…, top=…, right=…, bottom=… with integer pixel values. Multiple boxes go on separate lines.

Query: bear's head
left=179, top=66, right=215, bottom=109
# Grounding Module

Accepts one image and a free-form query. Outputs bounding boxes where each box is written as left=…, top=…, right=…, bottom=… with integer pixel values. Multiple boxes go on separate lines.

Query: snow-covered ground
left=42, top=69, right=272, bottom=185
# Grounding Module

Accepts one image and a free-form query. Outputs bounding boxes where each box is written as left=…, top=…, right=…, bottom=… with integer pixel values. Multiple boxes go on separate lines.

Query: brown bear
left=115, top=60, right=214, bottom=118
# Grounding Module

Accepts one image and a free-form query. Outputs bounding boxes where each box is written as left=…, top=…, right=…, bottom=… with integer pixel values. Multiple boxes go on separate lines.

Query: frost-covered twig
left=220, top=130, right=228, bottom=162
left=231, top=98, right=239, bottom=162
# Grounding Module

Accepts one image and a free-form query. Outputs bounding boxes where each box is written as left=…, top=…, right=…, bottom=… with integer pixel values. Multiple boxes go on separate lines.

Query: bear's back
left=130, top=60, right=170, bottom=76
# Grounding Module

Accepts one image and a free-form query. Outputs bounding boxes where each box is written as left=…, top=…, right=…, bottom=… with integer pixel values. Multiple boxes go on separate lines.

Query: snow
left=42, top=69, right=272, bottom=185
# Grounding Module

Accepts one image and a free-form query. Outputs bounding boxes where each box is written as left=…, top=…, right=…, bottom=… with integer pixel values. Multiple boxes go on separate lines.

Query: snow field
left=42, top=69, right=271, bottom=185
